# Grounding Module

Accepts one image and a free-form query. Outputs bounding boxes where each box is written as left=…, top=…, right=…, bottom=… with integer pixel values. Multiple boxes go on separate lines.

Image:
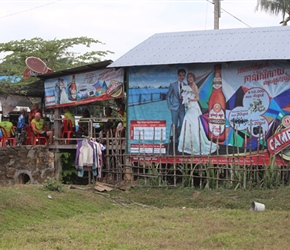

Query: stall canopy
left=0, top=60, right=117, bottom=113
left=37, top=60, right=125, bottom=109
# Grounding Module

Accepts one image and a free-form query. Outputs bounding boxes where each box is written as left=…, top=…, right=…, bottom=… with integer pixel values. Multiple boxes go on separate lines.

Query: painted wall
left=44, top=68, right=124, bottom=109
left=127, top=61, right=290, bottom=161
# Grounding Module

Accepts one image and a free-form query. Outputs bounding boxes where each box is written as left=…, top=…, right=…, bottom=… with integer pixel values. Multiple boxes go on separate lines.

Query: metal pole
left=214, top=0, right=220, bottom=30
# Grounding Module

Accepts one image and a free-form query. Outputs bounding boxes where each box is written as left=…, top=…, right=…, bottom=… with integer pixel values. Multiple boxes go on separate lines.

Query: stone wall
left=0, top=146, right=56, bottom=186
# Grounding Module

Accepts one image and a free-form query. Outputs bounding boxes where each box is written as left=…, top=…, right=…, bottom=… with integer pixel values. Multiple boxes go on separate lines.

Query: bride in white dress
left=178, top=72, right=217, bottom=155
left=59, top=79, right=72, bottom=104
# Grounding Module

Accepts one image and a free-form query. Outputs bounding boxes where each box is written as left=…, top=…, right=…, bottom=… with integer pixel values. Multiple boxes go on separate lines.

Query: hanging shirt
left=75, top=139, right=99, bottom=177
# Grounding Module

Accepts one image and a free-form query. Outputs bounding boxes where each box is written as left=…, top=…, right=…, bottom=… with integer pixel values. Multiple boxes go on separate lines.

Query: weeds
left=43, top=178, right=63, bottom=192
left=59, top=151, right=78, bottom=184
left=134, top=161, right=290, bottom=190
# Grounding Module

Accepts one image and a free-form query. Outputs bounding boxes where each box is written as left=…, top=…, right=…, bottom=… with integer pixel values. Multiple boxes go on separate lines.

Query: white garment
left=60, top=87, right=71, bottom=104
left=93, top=141, right=103, bottom=178
left=78, top=139, right=94, bottom=167
left=178, top=98, right=217, bottom=155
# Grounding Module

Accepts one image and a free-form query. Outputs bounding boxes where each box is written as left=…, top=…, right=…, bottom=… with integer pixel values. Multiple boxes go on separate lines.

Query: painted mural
left=44, top=68, right=124, bottom=108
left=128, top=61, right=290, bottom=161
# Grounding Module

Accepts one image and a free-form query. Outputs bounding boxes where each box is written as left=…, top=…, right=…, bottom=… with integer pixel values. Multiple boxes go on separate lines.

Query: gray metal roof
left=109, top=26, right=290, bottom=67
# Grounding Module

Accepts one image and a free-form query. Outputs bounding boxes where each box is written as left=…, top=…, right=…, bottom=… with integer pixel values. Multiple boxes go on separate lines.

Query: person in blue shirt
left=17, top=109, right=27, bottom=130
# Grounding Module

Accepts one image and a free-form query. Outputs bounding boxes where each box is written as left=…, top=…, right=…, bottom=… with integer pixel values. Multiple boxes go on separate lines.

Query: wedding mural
left=128, top=61, right=290, bottom=160
left=44, top=68, right=124, bottom=108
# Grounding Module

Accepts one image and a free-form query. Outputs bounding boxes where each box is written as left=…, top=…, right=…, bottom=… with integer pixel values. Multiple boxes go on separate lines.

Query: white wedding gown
left=178, top=98, right=217, bottom=155
left=60, top=87, right=72, bottom=104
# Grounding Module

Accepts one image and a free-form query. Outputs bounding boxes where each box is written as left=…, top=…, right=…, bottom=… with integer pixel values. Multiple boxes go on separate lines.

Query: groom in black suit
left=167, top=68, right=187, bottom=143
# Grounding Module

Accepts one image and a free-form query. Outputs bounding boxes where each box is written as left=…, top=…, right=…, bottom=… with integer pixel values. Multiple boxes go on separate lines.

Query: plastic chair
left=25, top=125, right=33, bottom=145
left=34, top=135, right=48, bottom=145
left=28, top=125, right=48, bottom=145
left=32, top=133, right=48, bottom=145
left=0, top=126, right=16, bottom=147
left=62, top=119, right=74, bottom=144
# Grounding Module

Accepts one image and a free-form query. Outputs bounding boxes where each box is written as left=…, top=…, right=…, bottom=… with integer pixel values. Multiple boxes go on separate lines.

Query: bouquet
left=181, top=85, right=195, bottom=108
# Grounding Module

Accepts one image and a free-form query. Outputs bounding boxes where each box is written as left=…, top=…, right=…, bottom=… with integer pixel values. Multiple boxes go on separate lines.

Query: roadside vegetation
left=1, top=184, right=290, bottom=250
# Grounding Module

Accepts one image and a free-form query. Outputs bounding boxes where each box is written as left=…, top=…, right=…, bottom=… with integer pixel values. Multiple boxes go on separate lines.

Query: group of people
left=0, top=107, right=31, bottom=139
left=167, top=68, right=217, bottom=155
left=0, top=103, right=53, bottom=145
left=61, top=104, right=126, bottom=143
left=0, top=101, right=127, bottom=146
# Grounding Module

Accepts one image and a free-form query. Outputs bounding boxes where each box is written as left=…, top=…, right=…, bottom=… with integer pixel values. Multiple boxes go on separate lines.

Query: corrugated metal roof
left=38, top=60, right=113, bottom=80
left=109, top=26, right=290, bottom=67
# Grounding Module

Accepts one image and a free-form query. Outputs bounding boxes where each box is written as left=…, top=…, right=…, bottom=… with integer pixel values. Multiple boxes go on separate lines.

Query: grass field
left=1, top=184, right=290, bottom=250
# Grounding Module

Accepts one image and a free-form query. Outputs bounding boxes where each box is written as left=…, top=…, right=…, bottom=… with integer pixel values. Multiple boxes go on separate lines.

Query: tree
left=0, top=37, right=113, bottom=82
left=256, top=0, right=290, bottom=25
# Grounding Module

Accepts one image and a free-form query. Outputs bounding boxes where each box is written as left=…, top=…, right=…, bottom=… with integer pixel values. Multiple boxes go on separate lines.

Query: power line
left=1, top=0, right=252, bottom=29
left=206, top=0, right=251, bottom=28
left=0, top=2, right=58, bottom=19
left=221, top=7, right=251, bottom=28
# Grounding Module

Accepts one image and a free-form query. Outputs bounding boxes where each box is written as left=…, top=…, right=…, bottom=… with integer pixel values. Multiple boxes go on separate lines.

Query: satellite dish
left=25, top=56, right=48, bottom=74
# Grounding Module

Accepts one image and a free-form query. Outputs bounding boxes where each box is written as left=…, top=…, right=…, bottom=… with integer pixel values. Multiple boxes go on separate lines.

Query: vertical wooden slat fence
left=56, top=118, right=290, bottom=189
left=98, top=121, right=290, bottom=190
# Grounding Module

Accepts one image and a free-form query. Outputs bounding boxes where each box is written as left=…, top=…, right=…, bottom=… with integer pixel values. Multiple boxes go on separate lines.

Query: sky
left=0, top=0, right=284, bottom=63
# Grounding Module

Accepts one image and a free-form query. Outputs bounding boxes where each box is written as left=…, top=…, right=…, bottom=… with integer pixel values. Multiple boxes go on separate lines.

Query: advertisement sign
left=127, top=61, right=290, bottom=160
left=44, top=68, right=124, bottom=108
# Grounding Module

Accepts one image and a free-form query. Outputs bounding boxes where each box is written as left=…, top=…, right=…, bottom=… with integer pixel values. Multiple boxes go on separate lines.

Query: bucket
left=251, top=201, right=265, bottom=212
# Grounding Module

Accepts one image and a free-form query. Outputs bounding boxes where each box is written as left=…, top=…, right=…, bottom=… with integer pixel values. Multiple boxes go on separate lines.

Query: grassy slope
left=1, top=185, right=290, bottom=250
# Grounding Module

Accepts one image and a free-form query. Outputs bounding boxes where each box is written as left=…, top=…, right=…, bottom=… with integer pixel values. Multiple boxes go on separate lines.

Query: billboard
left=128, top=61, right=290, bottom=161
left=44, top=68, right=124, bottom=108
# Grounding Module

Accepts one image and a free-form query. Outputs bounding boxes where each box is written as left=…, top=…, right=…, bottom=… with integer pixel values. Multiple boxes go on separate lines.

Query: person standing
left=115, top=104, right=126, bottom=139
left=76, top=109, right=91, bottom=136
left=178, top=72, right=217, bottom=155
left=167, top=68, right=187, bottom=143
left=17, top=109, right=27, bottom=131
left=96, top=107, right=115, bottom=134
left=28, top=103, right=42, bottom=125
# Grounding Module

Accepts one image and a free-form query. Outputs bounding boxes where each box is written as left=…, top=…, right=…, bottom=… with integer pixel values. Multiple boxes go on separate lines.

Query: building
left=109, top=25, right=290, bottom=164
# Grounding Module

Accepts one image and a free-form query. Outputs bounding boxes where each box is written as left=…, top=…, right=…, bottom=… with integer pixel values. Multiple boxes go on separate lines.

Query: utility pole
left=214, top=0, right=220, bottom=30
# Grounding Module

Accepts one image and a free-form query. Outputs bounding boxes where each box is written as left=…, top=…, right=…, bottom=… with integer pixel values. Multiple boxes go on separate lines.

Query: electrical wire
left=221, top=7, right=251, bottom=28
left=0, top=2, right=58, bottom=19
left=206, top=0, right=251, bottom=28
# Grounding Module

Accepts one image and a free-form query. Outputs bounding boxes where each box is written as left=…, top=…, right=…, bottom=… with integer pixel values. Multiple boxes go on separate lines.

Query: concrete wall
left=0, top=146, right=56, bottom=186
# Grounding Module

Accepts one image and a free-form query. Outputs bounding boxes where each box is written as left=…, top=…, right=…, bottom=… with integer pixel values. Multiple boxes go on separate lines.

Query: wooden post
left=214, top=0, right=220, bottom=30
left=53, top=108, right=61, bottom=180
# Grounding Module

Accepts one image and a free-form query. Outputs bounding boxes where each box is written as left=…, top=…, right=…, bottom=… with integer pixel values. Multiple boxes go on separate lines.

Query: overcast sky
left=0, top=0, right=283, bottom=63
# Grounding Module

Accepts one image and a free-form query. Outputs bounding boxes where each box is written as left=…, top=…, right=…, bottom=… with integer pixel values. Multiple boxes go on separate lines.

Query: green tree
left=0, top=37, right=113, bottom=81
left=256, top=0, right=290, bottom=25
